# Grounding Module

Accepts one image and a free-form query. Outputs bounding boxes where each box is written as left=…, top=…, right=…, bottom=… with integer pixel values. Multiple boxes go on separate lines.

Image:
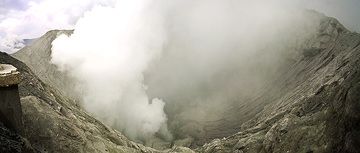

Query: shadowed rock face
left=0, top=122, right=35, bottom=153
left=0, top=85, right=22, bottom=133
left=9, top=11, right=360, bottom=153
left=0, top=64, right=34, bottom=153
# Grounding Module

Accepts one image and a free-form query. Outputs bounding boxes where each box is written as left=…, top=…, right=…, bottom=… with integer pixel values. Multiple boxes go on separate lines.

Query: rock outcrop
left=0, top=122, right=35, bottom=153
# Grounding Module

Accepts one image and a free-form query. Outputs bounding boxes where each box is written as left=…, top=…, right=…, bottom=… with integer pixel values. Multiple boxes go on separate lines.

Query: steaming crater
left=9, top=0, right=360, bottom=152
left=22, top=0, right=332, bottom=146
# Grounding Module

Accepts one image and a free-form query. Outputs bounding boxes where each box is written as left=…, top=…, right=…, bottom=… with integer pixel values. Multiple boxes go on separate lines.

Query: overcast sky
left=301, top=0, right=360, bottom=32
left=0, top=0, right=359, bottom=53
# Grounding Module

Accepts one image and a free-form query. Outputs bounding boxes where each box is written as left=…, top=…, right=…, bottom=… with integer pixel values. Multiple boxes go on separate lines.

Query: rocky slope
left=13, top=30, right=78, bottom=99
left=9, top=12, right=360, bottom=153
left=196, top=16, right=360, bottom=153
left=1, top=52, right=163, bottom=153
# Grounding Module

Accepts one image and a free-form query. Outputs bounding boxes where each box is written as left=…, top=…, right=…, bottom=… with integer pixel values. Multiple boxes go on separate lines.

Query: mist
left=146, top=0, right=324, bottom=142
left=51, top=0, right=171, bottom=142
left=51, top=0, right=327, bottom=144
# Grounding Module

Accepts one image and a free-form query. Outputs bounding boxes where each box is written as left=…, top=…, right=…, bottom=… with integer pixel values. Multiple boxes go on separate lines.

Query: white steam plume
left=50, top=0, right=331, bottom=143
left=51, top=0, right=170, bottom=141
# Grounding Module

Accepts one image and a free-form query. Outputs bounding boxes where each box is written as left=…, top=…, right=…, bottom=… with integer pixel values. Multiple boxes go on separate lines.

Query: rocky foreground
left=1, top=11, right=359, bottom=153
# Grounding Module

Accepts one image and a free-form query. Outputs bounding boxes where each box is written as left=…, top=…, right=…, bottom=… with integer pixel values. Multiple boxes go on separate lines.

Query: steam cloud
left=51, top=0, right=170, bottom=141
left=0, top=0, right=117, bottom=53
left=51, top=0, right=327, bottom=143
left=145, top=0, right=324, bottom=141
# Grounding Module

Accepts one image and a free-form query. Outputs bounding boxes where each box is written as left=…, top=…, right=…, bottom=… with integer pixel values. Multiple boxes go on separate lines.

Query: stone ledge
left=0, top=64, right=20, bottom=87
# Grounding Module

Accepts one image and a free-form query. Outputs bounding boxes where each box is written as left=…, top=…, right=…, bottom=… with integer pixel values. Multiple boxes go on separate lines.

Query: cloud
left=1, top=0, right=359, bottom=53
left=0, top=0, right=116, bottom=53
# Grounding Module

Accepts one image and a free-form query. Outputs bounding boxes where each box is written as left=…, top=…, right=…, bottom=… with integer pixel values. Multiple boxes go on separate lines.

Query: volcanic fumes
left=51, top=0, right=329, bottom=145
left=51, top=0, right=171, bottom=142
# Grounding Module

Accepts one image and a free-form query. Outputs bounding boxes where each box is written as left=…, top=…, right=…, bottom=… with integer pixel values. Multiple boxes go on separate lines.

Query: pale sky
left=301, top=0, right=360, bottom=32
left=0, top=0, right=359, bottom=53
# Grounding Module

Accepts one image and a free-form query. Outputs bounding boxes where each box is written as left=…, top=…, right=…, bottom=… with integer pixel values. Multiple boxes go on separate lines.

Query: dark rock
left=0, top=64, right=23, bottom=134
left=303, top=47, right=323, bottom=57
left=0, top=121, right=35, bottom=153
left=0, top=85, right=23, bottom=134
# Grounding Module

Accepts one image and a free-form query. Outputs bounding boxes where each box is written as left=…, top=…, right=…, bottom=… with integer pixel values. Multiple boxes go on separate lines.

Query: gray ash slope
left=11, top=12, right=360, bottom=153
left=197, top=16, right=360, bottom=153
left=0, top=52, right=160, bottom=152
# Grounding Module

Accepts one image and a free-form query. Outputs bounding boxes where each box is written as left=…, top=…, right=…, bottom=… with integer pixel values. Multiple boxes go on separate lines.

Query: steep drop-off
left=197, top=16, right=360, bottom=153
left=10, top=12, right=360, bottom=153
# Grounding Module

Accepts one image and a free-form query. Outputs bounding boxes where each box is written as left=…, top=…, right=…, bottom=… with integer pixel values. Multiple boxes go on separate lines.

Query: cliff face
left=197, top=17, right=360, bottom=153
left=0, top=52, right=159, bottom=153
